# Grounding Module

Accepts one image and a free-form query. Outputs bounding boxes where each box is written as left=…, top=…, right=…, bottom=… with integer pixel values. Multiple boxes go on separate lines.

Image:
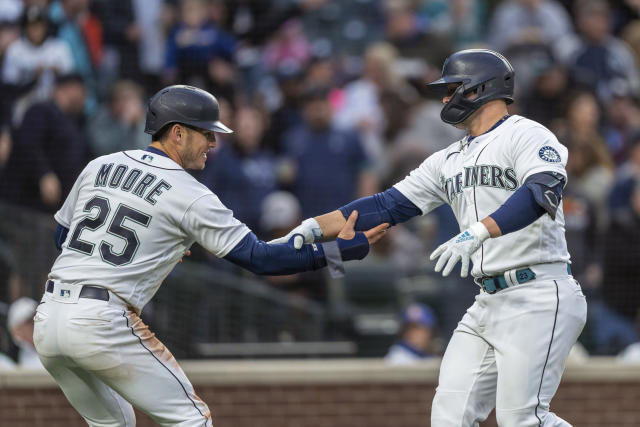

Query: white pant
left=431, top=264, right=587, bottom=427
left=33, top=282, right=212, bottom=427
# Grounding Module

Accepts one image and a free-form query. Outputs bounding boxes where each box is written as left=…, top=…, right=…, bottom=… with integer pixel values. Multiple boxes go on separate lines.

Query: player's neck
left=466, top=101, right=509, bottom=137
left=150, top=141, right=183, bottom=167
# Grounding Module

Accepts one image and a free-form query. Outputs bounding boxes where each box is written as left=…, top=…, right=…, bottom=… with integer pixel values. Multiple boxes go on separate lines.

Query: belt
left=46, top=280, right=109, bottom=301
left=480, top=264, right=572, bottom=294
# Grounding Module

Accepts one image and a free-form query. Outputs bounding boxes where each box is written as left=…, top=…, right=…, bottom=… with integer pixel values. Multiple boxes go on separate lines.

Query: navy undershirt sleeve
left=490, top=185, right=546, bottom=235
left=338, top=187, right=422, bottom=231
left=224, top=232, right=327, bottom=275
left=54, top=223, right=69, bottom=251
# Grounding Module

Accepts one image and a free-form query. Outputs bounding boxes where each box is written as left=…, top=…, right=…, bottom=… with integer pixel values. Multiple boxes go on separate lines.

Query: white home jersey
left=394, top=115, right=569, bottom=277
left=50, top=150, right=250, bottom=310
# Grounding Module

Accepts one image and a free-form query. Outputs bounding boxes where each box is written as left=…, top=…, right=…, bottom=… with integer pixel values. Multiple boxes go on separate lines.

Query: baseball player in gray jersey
left=271, top=49, right=587, bottom=426
left=33, top=85, right=388, bottom=427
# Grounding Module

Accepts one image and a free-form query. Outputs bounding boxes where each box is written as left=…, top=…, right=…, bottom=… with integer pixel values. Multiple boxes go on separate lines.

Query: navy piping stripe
left=472, top=143, right=491, bottom=276
left=122, top=311, right=210, bottom=426
left=122, top=152, right=183, bottom=171
left=534, top=281, right=559, bottom=426
left=446, top=151, right=461, bottom=160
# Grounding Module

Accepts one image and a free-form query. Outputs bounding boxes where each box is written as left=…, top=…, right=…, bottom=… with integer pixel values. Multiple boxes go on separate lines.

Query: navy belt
left=46, top=280, right=109, bottom=301
left=480, top=264, right=572, bottom=294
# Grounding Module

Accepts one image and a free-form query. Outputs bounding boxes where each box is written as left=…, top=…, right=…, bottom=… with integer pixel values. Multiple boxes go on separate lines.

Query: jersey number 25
left=67, top=196, right=151, bottom=266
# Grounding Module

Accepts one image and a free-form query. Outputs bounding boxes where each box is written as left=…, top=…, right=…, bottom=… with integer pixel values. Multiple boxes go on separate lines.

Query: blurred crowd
left=0, top=0, right=639, bottom=358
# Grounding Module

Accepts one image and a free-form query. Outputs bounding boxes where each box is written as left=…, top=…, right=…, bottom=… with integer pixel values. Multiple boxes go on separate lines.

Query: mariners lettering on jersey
left=94, top=163, right=172, bottom=205
left=441, top=164, right=518, bottom=202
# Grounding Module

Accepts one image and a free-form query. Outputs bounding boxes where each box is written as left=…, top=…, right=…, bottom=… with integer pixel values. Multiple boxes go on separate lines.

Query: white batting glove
left=268, top=218, right=323, bottom=249
left=429, top=221, right=490, bottom=277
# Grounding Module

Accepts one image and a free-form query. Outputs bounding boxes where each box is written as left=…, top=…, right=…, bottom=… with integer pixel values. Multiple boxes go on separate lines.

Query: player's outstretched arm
left=225, top=211, right=389, bottom=276
left=429, top=172, right=566, bottom=277
left=269, top=187, right=421, bottom=249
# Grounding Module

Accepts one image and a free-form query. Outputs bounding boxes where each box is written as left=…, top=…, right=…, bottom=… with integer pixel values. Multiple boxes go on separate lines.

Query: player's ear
left=169, top=123, right=183, bottom=144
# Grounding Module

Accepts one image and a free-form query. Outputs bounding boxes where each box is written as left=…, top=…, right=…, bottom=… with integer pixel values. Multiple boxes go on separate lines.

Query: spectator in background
left=7, top=297, right=43, bottom=369
left=2, top=5, right=73, bottom=125
left=302, top=52, right=336, bottom=88
left=262, top=19, right=310, bottom=74
left=263, top=63, right=304, bottom=155
left=131, top=0, right=167, bottom=94
left=383, top=0, right=452, bottom=84
left=200, top=105, right=277, bottom=231
left=558, top=0, right=640, bottom=103
left=416, top=0, right=487, bottom=49
left=282, top=85, right=377, bottom=218
left=0, top=73, right=86, bottom=213
left=385, top=303, right=438, bottom=365
left=259, top=190, right=327, bottom=302
left=603, top=82, right=640, bottom=164
left=220, top=0, right=327, bottom=99
left=300, top=0, right=383, bottom=73
left=609, top=131, right=640, bottom=227
left=620, top=20, right=640, bottom=68
left=556, top=91, right=615, bottom=230
left=596, top=132, right=640, bottom=353
left=164, top=0, right=236, bottom=95
left=488, top=0, right=573, bottom=55
left=334, top=42, right=416, bottom=176
left=0, top=9, right=21, bottom=170
left=49, top=0, right=97, bottom=112
left=87, top=79, right=147, bottom=157
left=520, top=47, right=571, bottom=129
left=94, top=0, right=139, bottom=82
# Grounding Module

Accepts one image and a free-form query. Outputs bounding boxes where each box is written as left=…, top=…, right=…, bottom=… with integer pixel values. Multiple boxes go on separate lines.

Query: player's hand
left=429, top=222, right=490, bottom=277
left=268, top=218, right=323, bottom=249
left=40, top=172, right=62, bottom=207
left=337, top=210, right=389, bottom=244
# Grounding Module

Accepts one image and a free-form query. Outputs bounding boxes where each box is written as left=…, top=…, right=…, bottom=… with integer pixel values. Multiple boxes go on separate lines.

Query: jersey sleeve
left=392, top=152, right=447, bottom=215
left=53, top=166, right=88, bottom=228
left=181, top=194, right=251, bottom=258
left=510, top=124, right=568, bottom=182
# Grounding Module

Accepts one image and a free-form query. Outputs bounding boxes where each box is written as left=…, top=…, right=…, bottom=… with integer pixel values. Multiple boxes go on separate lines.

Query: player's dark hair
left=152, top=123, right=174, bottom=142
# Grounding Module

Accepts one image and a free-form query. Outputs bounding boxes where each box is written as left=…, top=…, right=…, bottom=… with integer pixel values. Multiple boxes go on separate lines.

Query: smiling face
left=179, top=125, right=217, bottom=170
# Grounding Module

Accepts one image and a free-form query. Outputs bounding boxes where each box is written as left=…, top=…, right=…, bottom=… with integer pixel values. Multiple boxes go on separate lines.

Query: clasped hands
left=271, top=215, right=490, bottom=277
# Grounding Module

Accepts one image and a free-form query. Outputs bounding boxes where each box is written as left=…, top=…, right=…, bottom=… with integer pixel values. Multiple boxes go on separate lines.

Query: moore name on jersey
left=94, top=162, right=172, bottom=205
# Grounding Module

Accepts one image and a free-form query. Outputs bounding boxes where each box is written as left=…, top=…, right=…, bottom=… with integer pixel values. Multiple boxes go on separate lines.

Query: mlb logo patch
left=141, top=154, right=154, bottom=162
left=60, top=289, right=71, bottom=298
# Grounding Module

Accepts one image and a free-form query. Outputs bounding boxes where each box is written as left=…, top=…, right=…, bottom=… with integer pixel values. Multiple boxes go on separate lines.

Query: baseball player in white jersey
left=33, top=85, right=388, bottom=427
left=271, top=50, right=587, bottom=426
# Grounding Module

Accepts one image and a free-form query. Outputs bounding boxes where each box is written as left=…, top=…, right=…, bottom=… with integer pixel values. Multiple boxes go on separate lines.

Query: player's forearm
left=314, top=210, right=346, bottom=240
left=332, top=188, right=421, bottom=234
left=224, top=231, right=369, bottom=276
left=271, top=188, right=419, bottom=247
left=481, top=216, right=502, bottom=238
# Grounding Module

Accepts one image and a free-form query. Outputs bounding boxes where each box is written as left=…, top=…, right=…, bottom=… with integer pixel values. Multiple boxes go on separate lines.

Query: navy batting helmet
left=427, top=49, right=515, bottom=125
left=144, top=85, right=233, bottom=136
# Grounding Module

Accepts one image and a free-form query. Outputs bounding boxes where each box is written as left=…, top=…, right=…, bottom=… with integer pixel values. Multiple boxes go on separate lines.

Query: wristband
left=336, top=232, right=370, bottom=261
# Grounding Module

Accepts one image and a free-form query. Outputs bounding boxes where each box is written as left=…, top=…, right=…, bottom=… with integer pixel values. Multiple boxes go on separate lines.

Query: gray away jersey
left=394, top=115, right=570, bottom=277
left=50, top=150, right=250, bottom=310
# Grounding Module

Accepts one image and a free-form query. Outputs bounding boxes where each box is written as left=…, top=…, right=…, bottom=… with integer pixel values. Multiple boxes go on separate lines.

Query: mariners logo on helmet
left=538, top=146, right=561, bottom=163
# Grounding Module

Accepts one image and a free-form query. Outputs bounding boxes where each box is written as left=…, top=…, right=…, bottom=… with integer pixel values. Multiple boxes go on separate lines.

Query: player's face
left=181, top=126, right=216, bottom=170
left=442, top=83, right=478, bottom=104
